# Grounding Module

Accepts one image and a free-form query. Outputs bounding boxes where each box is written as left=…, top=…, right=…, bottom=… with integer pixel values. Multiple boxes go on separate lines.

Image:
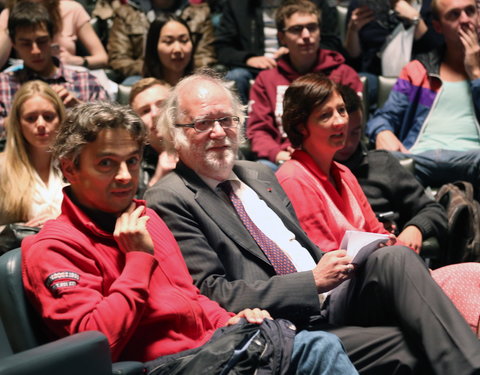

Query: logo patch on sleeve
left=45, top=271, right=80, bottom=292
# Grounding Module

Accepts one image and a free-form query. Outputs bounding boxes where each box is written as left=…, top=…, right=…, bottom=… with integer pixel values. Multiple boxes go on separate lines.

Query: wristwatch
left=82, top=57, right=89, bottom=68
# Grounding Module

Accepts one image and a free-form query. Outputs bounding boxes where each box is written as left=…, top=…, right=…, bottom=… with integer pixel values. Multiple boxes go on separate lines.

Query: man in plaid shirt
left=0, top=1, right=107, bottom=140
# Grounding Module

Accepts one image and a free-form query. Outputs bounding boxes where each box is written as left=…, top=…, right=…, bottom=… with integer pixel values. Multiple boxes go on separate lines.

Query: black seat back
left=0, top=248, right=49, bottom=353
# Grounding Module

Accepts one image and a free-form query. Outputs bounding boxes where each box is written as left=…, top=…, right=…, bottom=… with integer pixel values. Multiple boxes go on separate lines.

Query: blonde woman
left=0, top=80, right=65, bottom=228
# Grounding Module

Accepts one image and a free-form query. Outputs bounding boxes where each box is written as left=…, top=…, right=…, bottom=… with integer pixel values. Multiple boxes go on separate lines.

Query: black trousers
left=318, top=246, right=480, bottom=375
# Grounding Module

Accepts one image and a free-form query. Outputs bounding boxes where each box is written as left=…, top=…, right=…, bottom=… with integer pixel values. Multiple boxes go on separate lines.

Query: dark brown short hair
left=275, top=0, right=321, bottom=32
left=339, top=84, right=362, bottom=115
left=282, top=73, right=340, bottom=148
left=53, top=102, right=147, bottom=167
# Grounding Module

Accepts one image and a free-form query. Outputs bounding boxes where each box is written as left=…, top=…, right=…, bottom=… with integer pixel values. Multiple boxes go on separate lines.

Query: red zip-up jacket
left=22, top=190, right=233, bottom=362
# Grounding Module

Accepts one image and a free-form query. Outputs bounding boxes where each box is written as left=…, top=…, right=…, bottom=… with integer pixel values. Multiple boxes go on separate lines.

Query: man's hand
left=348, top=6, right=375, bottom=32
left=114, top=204, right=154, bottom=255
left=397, top=225, right=423, bottom=253
left=375, top=130, right=410, bottom=152
left=459, top=23, right=480, bottom=80
left=312, top=250, right=354, bottom=293
left=226, top=308, right=272, bottom=326
left=51, top=84, right=81, bottom=108
left=246, top=56, right=277, bottom=70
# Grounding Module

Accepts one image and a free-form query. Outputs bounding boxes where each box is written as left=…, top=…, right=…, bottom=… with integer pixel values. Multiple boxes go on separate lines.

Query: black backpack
left=146, top=318, right=296, bottom=375
left=435, top=181, right=480, bottom=264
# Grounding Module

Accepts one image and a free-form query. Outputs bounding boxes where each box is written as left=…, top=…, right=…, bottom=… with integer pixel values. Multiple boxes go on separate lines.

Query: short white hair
left=156, top=70, right=246, bottom=152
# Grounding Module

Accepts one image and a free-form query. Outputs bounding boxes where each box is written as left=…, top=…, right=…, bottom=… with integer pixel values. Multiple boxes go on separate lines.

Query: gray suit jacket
left=145, top=161, right=324, bottom=324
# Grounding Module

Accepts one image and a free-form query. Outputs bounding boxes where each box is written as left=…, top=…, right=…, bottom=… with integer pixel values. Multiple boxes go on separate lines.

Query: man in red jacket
left=20, top=101, right=357, bottom=374
left=247, top=0, right=362, bottom=169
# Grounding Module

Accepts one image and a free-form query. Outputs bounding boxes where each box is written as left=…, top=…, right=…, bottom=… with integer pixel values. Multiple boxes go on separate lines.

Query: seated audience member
left=145, top=70, right=480, bottom=374
left=129, top=77, right=177, bottom=192
left=345, top=0, right=443, bottom=75
left=214, top=0, right=343, bottom=104
left=276, top=75, right=392, bottom=252
left=334, top=85, right=447, bottom=254
left=247, top=0, right=362, bottom=170
left=366, top=0, right=480, bottom=188
left=277, top=73, right=479, bottom=335
left=0, top=80, right=65, bottom=227
left=0, top=0, right=108, bottom=69
left=21, top=100, right=358, bottom=374
left=142, top=13, right=194, bottom=86
left=108, top=0, right=216, bottom=84
left=0, top=1, right=107, bottom=138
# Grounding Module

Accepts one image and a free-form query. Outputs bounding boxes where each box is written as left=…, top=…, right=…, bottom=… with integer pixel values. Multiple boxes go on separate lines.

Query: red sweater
left=22, top=190, right=233, bottom=362
left=247, top=49, right=363, bottom=162
left=276, top=150, right=389, bottom=252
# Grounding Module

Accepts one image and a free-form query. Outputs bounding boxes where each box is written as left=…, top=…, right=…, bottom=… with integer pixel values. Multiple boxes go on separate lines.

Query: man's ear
left=278, top=31, right=286, bottom=46
left=299, top=123, right=308, bottom=136
left=432, top=19, right=442, bottom=34
left=60, top=158, right=78, bottom=184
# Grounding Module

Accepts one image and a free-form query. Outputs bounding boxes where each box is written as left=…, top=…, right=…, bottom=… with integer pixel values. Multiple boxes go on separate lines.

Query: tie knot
left=218, top=180, right=233, bottom=195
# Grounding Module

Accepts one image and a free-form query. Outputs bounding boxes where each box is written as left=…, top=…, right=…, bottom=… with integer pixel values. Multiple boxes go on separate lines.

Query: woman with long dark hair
left=143, top=13, right=194, bottom=86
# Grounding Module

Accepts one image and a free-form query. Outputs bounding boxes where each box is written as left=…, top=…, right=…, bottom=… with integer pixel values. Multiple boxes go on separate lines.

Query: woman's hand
left=393, top=0, right=420, bottom=20
left=349, top=6, right=375, bottom=32
left=25, top=212, right=57, bottom=228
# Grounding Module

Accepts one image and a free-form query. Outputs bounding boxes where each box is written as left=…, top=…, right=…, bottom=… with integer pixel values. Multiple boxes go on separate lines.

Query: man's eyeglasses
left=283, top=22, right=319, bottom=35
left=175, top=116, right=240, bottom=133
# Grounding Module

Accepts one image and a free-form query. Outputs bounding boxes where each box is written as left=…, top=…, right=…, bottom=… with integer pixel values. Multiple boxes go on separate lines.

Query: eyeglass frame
left=282, top=22, right=320, bottom=35
left=175, top=115, right=241, bottom=133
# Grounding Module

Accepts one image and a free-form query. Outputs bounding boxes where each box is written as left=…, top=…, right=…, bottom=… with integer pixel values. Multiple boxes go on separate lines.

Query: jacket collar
left=60, top=186, right=146, bottom=239
left=174, top=161, right=318, bottom=265
left=416, top=45, right=445, bottom=76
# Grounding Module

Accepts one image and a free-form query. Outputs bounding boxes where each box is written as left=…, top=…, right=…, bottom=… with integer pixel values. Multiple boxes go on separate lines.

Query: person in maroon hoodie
left=247, top=0, right=362, bottom=170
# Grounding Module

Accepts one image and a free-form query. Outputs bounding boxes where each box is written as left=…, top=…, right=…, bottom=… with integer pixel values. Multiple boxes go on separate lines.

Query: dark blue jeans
left=393, top=149, right=480, bottom=188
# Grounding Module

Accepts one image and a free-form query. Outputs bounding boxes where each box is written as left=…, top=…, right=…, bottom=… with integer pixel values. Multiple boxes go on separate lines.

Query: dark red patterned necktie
left=218, top=181, right=297, bottom=275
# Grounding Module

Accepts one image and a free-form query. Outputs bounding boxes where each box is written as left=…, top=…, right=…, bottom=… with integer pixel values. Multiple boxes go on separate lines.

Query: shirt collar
left=197, top=171, right=240, bottom=192
left=15, top=57, right=66, bottom=84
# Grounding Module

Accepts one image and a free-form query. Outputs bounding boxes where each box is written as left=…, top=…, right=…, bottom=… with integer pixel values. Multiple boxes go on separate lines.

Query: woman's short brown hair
left=282, top=73, right=341, bottom=148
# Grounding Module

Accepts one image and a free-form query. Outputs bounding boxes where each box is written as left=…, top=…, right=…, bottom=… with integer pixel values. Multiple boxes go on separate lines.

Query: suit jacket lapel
left=176, top=163, right=270, bottom=265
left=235, top=163, right=322, bottom=261
left=235, top=165, right=301, bottom=233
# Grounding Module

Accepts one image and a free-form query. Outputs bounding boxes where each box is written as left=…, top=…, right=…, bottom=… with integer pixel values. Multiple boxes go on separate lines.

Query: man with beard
left=145, top=70, right=480, bottom=374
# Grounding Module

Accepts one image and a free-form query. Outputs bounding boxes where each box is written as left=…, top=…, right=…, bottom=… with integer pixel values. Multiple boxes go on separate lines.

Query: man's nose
left=300, top=27, right=311, bottom=38
left=209, top=120, right=227, bottom=138
left=31, top=42, right=41, bottom=54
left=115, top=162, right=132, bottom=182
